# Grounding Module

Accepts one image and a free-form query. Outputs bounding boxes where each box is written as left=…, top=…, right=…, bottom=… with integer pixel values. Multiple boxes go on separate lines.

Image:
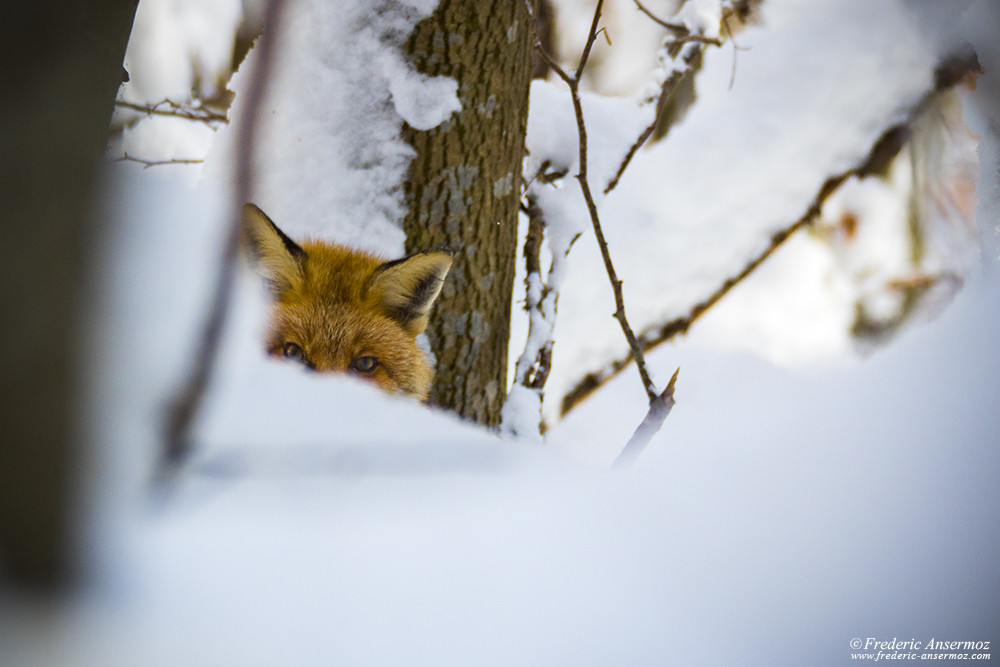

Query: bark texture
left=403, top=1, right=533, bottom=428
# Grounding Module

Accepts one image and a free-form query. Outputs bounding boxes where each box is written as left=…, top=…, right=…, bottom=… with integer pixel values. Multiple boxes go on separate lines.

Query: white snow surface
left=2, top=161, right=998, bottom=664
left=3, top=0, right=999, bottom=664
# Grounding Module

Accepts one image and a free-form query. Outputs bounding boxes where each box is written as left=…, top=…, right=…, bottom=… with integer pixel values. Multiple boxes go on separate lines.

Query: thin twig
left=605, top=2, right=725, bottom=194
left=561, top=173, right=865, bottom=417
left=114, top=152, right=204, bottom=168
left=523, top=0, right=680, bottom=459
left=159, top=0, right=287, bottom=480
left=632, top=1, right=722, bottom=45
left=560, top=48, right=983, bottom=416
left=633, top=0, right=686, bottom=32
left=115, top=98, right=229, bottom=126
left=575, top=0, right=606, bottom=78
left=539, top=0, right=660, bottom=406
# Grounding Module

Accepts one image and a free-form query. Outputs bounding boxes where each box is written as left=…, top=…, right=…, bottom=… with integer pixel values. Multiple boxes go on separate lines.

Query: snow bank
left=2, top=1, right=997, bottom=665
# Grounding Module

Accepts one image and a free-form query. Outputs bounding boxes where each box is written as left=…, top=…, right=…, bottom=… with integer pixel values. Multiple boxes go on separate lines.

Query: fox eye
left=349, top=355, right=379, bottom=374
left=282, top=342, right=307, bottom=364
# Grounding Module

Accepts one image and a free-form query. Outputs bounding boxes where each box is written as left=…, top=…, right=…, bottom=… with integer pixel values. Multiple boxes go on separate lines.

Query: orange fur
left=242, top=204, right=451, bottom=400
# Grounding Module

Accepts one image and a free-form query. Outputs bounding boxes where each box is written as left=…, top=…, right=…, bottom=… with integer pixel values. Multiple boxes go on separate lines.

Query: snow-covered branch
left=632, top=0, right=723, bottom=45
left=606, top=0, right=742, bottom=194
left=560, top=46, right=983, bottom=418
left=502, top=164, right=577, bottom=438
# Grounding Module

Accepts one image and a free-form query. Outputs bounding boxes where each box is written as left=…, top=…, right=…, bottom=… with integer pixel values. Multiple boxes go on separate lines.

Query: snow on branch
left=502, top=163, right=577, bottom=439
left=606, top=0, right=744, bottom=194
left=560, top=46, right=983, bottom=418
left=632, top=0, right=723, bottom=45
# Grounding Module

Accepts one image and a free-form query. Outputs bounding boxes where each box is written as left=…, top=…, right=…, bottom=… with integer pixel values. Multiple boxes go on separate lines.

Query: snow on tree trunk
left=402, top=0, right=533, bottom=428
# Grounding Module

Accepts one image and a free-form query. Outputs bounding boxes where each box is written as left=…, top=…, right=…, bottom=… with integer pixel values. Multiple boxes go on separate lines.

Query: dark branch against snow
left=160, top=0, right=287, bottom=482
left=115, top=98, right=229, bottom=128
left=561, top=46, right=983, bottom=418
left=523, top=0, right=681, bottom=460
left=113, top=152, right=205, bottom=168
left=606, top=1, right=729, bottom=194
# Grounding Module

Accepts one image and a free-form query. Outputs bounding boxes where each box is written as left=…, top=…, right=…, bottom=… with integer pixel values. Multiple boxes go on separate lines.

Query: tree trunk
left=403, top=1, right=533, bottom=428
left=0, top=0, right=138, bottom=589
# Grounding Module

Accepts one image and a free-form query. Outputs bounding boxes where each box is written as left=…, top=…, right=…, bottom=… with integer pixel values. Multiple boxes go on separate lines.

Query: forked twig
left=115, top=98, right=229, bottom=127
left=633, top=0, right=722, bottom=45
left=633, top=0, right=686, bottom=32
left=526, top=0, right=679, bottom=460
left=541, top=0, right=659, bottom=404
left=605, top=1, right=727, bottom=194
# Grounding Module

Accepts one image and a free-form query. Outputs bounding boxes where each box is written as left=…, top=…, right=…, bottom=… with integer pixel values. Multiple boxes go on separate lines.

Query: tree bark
left=0, top=0, right=138, bottom=589
left=403, top=1, right=533, bottom=428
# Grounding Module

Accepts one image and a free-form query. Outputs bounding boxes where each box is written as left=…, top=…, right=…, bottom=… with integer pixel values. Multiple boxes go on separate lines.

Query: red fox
left=242, top=203, right=451, bottom=400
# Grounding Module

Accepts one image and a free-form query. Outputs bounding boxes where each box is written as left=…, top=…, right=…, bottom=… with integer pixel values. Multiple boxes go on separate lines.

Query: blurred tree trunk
left=0, top=0, right=138, bottom=589
left=403, top=1, right=534, bottom=428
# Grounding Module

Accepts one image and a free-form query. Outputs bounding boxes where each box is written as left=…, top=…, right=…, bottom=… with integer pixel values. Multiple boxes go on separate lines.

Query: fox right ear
left=370, top=251, right=452, bottom=335
left=242, top=203, right=306, bottom=296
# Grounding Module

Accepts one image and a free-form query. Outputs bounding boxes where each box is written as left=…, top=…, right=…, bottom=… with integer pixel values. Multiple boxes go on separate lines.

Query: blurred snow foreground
left=4, top=0, right=999, bottom=664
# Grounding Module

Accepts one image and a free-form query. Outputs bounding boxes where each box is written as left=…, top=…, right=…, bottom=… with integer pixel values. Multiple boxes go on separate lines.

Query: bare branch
left=159, top=0, right=287, bottom=480
left=520, top=0, right=678, bottom=455
left=632, top=1, right=722, bottom=45
left=566, top=3, right=658, bottom=403
left=113, top=152, right=204, bottom=168
left=603, top=46, right=702, bottom=195
left=115, top=98, right=228, bottom=127
left=532, top=0, right=664, bottom=413
left=575, top=0, right=606, bottom=78
left=633, top=0, right=686, bottom=33
left=561, top=46, right=983, bottom=417
left=605, top=2, right=726, bottom=194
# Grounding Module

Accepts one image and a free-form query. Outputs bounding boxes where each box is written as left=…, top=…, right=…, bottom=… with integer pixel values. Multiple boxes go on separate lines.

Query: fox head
left=242, top=203, right=451, bottom=400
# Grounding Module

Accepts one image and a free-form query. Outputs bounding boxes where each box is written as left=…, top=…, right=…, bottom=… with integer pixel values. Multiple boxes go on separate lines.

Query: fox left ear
left=241, top=203, right=306, bottom=297
left=370, top=251, right=452, bottom=334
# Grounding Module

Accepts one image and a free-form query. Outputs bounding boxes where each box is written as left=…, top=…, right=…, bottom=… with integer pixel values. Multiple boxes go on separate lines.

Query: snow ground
left=2, top=0, right=999, bottom=664
left=2, top=162, right=997, bottom=664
